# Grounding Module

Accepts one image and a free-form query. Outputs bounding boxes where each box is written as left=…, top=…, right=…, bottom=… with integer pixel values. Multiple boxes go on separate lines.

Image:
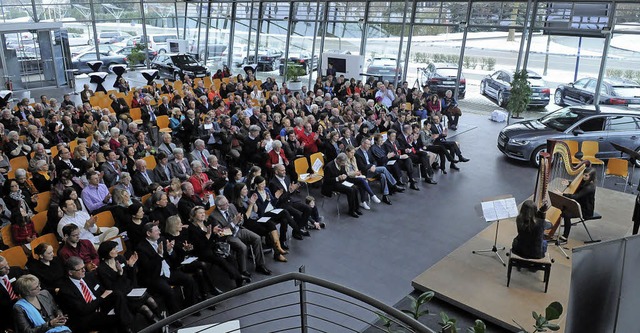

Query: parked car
left=71, top=50, right=127, bottom=73
left=98, top=31, right=131, bottom=44
left=150, top=53, right=210, bottom=81
left=421, top=62, right=466, bottom=99
left=71, top=45, right=121, bottom=57
left=365, top=57, right=402, bottom=82
left=67, top=33, right=92, bottom=46
left=231, top=45, right=246, bottom=67
left=497, top=104, right=640, bottom=167
left=554, top=77, right=640, bottom=106
left=196, top=44, right=228, bottom=62
left=245, top=49, right=283, bottom=71
left=279, top=52, right=318, bottom=76
left=480, top=70, right=550, bottom=107
left=116, top=46, right=157, bottom=66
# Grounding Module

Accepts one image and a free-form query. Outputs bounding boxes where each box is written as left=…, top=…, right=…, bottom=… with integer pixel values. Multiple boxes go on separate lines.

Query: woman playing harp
left=533, top=140, right=589, bottom=238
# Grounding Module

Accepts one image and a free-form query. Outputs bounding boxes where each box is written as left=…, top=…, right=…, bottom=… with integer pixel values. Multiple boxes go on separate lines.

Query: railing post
left=298, top=266, right=308, bottom=333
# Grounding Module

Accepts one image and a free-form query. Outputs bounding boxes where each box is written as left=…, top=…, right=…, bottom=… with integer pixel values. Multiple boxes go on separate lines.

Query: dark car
left=497, top=105, right=640, bottom=166
left=480, top=70, right=551, bottom=107
left=245, top=49, right=283, bottom=71
left=365, top=57, right=403, bottom=82
left=151, top=53, right=210, bottom=81
left=554, top=77, right=640, bottom=106
left=71, top=50, right=128, bottom=73
left=421, top=62, right=466, bottom=99
left=278, top=52, right=318, bottom=76
left=115, top=46, right=157, bottom=66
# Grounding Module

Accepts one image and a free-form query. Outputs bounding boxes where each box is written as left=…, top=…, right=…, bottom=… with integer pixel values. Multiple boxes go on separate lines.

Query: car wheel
left=88, top=39, right=93, bottom=45
left=531, top=145, right=547, bottom=167
left=554, top=89, right=565, bottom=106
left=480, top=81, right=486, bottom=95
left=497, top=90, right=505, bottom=107
left=635, top=148, right=640, bottom=168
left=174, top=72, right=181, bottom=81
left=158, top=49, right=166, bottom=54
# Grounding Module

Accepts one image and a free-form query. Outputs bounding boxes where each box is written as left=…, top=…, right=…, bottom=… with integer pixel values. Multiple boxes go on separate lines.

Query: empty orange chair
left=2, top=246, right=27, bottom=268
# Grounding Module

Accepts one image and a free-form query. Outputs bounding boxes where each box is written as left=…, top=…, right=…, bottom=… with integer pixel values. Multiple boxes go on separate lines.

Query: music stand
left=140, top=69, right=159, bottom=86
left=547, top=191, right=583, bottom=259
left=472, top=195, right=517, bottom=266
left=611, top=142, right=640, bottom=191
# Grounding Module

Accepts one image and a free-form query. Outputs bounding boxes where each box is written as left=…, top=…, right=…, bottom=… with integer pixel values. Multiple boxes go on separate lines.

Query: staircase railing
left=139, top=269, right=436, bottom=333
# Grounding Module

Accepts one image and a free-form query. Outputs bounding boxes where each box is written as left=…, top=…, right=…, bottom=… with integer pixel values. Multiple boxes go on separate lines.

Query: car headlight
left=509, top=138, right=530, bottom=146
left=183, top=70, right=194, bottom=75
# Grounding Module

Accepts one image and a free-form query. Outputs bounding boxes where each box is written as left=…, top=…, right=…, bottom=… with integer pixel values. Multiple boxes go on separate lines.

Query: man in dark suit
left=430, top=115, right=470, bottom=164
left=241, top=125, right=266, bottom=166
left=397, top=125, right=437, bottom=184
left=57, top=256, right=134, bottom=333
left=321, top=153, right=361, bottom=218
left=269, top=164, right=311, bottom=241
left=152, top=152, right=173, bottom=187
left=161, top=79, right=174, bottom=94
left=208, top=195, right=272, bottom=276
left=55, top=147, right=82, bottom=177
left=0, top=255, right=25, bottom=331
left=132, top=158, right=156, bottom=197
left=101, top=150, right=124, bottom=187
left=136, top=223, right=198, bottom=319
left=177, top=182, right=210, bottom=223
left=158, top=95, right=172, bottom=116
left=382, top=130, right=420, bottom=190
left=355, top=138, right=403, bottom=205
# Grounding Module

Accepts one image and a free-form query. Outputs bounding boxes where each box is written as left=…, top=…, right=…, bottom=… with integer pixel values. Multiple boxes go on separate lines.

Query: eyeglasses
left=72, top=266, right=86, bottom=272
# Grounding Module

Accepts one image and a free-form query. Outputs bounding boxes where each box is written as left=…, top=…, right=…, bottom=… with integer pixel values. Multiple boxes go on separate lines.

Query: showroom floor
left=25, top=76, right=636, bottom=333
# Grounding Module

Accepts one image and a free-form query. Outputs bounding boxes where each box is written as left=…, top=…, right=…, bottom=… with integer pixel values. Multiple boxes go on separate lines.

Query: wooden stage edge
left=412, top=187, right=635, bottom=333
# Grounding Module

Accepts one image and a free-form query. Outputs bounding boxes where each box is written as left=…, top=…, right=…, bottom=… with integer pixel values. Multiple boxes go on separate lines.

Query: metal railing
left=139, top=268, right=436, bottom=333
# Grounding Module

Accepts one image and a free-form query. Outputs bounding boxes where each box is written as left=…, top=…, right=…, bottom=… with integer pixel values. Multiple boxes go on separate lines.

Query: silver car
left=497, top=105, right=640, bottom=167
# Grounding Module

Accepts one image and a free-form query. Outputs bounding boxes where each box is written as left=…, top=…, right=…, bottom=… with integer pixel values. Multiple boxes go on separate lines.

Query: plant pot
left=288, top=80, right=302, bottom=91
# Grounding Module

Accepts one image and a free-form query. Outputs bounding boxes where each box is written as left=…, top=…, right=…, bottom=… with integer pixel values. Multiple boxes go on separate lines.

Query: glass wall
left=2, top=0, right=640, bottom=98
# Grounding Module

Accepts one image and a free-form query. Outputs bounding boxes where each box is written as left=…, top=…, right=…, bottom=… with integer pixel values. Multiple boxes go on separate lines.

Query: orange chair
left=603, top=158, right=630, bottom=192
left=130, top=108, right=142, bottom=124
left=141, top=193, right=152, bottom=205
left=9, top=156, right=29, bottom=172
left=1, top=225, right=15, bottom=248
left=2, top=246, right=27, bottom=268
left=294, top=157, right=323, bottom=196
left=32, top=210, right=48, bottom=234
left=49, top=145, right=59, bottom=158
left=157, top=115, right=172, bottom=133
left=143, top=155, right=157, bottom=170
left=309, top=152, right=326, bottom=177
left=69, top=139, right=79, bottom=153
left=94, top=211, right=116, bottom=228
left=562, top=140, right=581, bottom=164
left=580, top=141, right=605, bottom=177
left=30, top=233, right=60, bottom=257
left=34, top=191, right=51, bottom=213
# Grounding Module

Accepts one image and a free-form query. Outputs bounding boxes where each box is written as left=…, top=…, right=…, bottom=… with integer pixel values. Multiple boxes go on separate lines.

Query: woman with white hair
left=6, top=131, right=31, bottom=158
left=31, top=160, right=52, bottom=193
left=188, top=160, right=213, bottom=199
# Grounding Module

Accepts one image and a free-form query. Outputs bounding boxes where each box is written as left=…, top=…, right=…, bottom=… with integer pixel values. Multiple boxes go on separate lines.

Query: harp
left=533, top=139, right=590, bottom=237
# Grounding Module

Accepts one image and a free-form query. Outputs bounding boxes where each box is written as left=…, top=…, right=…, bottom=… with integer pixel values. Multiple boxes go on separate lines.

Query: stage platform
left=412, top=187, right=635, bottom=332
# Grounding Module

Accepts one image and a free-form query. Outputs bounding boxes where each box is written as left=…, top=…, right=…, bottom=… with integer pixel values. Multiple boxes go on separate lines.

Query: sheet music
left=257, top=217, right=271, bottom=223
left=342, top=180, right=354, bottom=187
left=299, top=173, right=310, bottom=180
left=312, top=159, right=323, bottom=173
left=181, top=257, right=198, bottom=265
left=481, top=197, right=518, bottom=222
left=386, top=160, right=396, bottom=166
left=481, top=201, right=498, bottom=222
left=271, top=208, right=283, bottom=214
left=127, top=288, right=147, bottom=297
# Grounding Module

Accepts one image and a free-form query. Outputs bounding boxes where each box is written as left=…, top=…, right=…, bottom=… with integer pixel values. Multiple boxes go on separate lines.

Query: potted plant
left=284, top=62, right=306, bottom=91
left=127, top=43, right=148, bottom=69
left=507, top=69, right=532, bottom=121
